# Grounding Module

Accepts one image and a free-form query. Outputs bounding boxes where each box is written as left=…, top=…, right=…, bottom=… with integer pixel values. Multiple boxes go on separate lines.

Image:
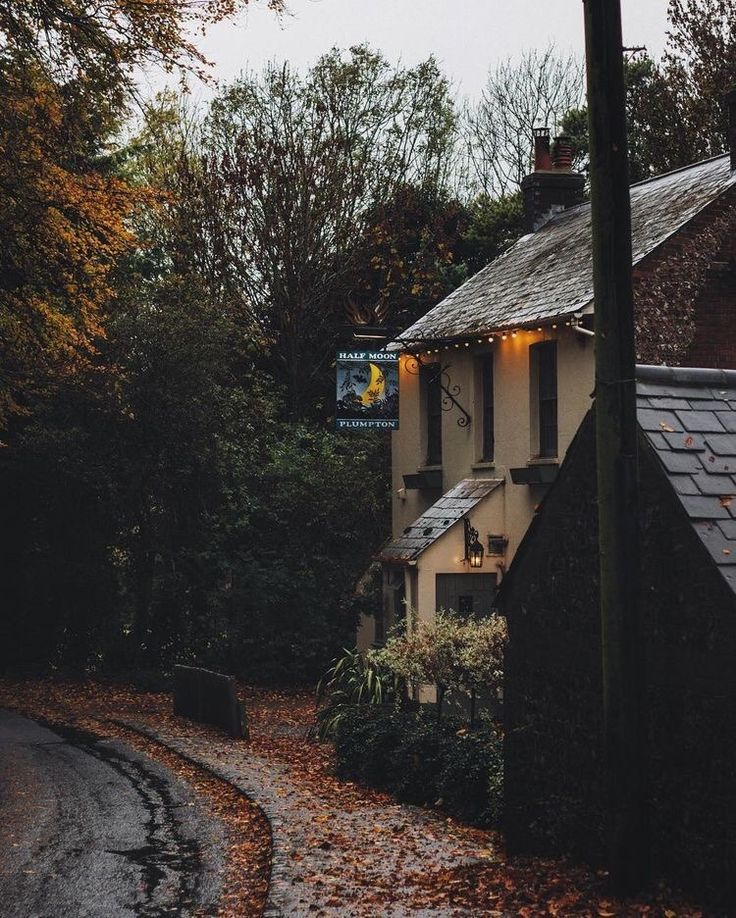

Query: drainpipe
left=572, top=322, right=595, bottom=338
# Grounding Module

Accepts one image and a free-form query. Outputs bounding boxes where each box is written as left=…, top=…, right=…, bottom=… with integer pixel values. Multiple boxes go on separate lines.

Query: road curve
left=0, top=709, right=224, bottom=917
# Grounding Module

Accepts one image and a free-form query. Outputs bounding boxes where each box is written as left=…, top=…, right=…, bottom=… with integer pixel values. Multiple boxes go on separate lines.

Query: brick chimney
left=521, top=128, right=585, bottom=232
left=727, top=88, right=736, bottom=171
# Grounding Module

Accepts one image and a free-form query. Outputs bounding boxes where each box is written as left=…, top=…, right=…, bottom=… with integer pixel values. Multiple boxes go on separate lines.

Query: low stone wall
left=173, top=665, right=247, bottom=739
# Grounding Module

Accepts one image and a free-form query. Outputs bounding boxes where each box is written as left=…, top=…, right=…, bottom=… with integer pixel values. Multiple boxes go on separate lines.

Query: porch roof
left=376, top=478, right=504, bottom=564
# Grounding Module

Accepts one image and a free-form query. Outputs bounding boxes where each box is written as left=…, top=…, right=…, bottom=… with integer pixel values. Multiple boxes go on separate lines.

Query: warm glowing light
left=464, top=518, right=484, bottom=569
left=511, top=331, right=517, bottom=338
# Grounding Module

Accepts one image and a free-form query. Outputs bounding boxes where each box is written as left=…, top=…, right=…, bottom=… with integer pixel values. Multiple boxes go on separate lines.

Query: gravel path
left=117, top=715, right=501, bottom=917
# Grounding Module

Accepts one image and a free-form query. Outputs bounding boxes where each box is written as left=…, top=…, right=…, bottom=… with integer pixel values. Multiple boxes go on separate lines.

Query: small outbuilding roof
left=376, top=478, right=504, bottom=564
left=393, top=155, right=735, bottom=347
left=637, top=365, right=736, bottom=594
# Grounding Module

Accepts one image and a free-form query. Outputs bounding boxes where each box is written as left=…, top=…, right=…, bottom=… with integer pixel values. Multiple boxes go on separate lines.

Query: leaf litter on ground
left=0, top=679, right=712, bottom=917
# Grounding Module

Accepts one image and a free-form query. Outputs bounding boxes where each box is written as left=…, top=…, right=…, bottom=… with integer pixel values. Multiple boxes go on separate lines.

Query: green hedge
left=333, top=705, right=503, bottom=827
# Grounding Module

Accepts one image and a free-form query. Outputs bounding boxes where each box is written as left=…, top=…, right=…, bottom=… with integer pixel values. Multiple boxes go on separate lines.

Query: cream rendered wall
left=391, top=356, right=427, bottom=537
left=411, top=483, right=506, bottom=628
left=392, top=326, right=595, bottom=620
left=357, top=608, right=377, bottom=649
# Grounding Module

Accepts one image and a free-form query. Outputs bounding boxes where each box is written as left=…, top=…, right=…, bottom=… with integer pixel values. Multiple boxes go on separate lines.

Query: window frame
left=423, top=362, right=443, bottom=466
left=531, top=341, right=558, bottom=459
left=477, top=352, right=495, bottom=462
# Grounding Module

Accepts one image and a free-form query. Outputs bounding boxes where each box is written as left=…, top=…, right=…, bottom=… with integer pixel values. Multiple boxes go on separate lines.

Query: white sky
left=142, top=0, right=670, bottom=102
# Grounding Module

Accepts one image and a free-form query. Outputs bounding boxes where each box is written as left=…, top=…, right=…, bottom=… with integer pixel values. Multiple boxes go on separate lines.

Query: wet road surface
left=0, top=710, right=224, bottom=917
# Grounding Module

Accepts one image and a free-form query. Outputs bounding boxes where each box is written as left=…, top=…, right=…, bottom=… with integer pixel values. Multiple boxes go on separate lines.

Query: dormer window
left=531, top=341, right=558, bottom=458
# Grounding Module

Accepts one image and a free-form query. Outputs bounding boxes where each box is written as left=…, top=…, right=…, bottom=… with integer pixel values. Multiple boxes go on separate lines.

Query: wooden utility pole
left=582, top=0, right=649, bottom=895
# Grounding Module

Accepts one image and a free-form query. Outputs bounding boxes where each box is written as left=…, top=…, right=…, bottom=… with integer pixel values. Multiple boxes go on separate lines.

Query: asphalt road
left=0, top=710, right=224, bottom=917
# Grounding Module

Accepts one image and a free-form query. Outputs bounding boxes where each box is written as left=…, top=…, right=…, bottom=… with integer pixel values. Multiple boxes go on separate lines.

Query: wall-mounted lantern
left=464, top=517, right=484, bottom=568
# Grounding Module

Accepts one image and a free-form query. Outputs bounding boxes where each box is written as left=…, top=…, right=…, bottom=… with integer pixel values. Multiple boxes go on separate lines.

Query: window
left=424, top=363, right=443, bottom=465
left=531, top=342, right=558, bottom=458
left=478, top=353, right=494, bottom=461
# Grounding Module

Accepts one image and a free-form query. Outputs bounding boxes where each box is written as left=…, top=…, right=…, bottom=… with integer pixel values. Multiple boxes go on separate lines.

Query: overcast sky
left=144, top=0, right=670, bottom=101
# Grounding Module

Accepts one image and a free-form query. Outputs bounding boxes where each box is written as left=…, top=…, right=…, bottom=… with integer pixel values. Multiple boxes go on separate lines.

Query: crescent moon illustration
left=360, top=362, right=386, bottom=407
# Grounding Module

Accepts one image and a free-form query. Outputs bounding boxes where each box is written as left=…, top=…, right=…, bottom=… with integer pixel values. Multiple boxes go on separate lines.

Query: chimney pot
left=522, top=131, right=584, bottom=232
left=552, top=135, right=574, bottom=170
left=727, top=87, right=736, bottom=171
left=533, top=127, right=552, bottom=171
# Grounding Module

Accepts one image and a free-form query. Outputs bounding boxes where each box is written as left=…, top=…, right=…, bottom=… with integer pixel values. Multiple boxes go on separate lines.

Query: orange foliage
left=0, top=62, right=140, bottom=427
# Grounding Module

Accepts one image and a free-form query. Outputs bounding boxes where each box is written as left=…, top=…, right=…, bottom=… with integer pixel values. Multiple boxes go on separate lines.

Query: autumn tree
left=663, top=0, right=736, bottom=162
left=0, top=56, right=137, bottom=430
left=561, top=55, right=683, bottom=182
left=561, top=0, right=736, bottom=181
left=462, top=46, right=585, bottom=198
left=0, top=0, right=282, bottom=434
left=162, top=47, right=458, bottom=419
left=0, top=0, right=283, bottom=96
left=347, top=184, right=470, bottom=334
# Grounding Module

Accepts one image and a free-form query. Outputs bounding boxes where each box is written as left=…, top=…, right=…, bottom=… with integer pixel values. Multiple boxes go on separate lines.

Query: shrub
left=333, top=704, right=503, bottom=827
left=313, top=647, right=397, bottom=740
left=436, top=720, right=504, bottom=825
left=373, top=609, right=507, bottom=721
left=389, top=715, right=450, bottom=803
left=333, top=706, right=408, bottom=787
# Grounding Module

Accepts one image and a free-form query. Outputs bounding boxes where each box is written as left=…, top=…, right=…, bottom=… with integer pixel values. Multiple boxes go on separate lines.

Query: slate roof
left=637, top=365, right=736, bottom=594
left=376, top=478, right=504, bottom=563
left=393, top=155, right=735, bottom=347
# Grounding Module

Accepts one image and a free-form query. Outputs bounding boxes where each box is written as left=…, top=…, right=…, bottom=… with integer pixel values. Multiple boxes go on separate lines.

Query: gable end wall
left=502, top=411, right=736, bottom=905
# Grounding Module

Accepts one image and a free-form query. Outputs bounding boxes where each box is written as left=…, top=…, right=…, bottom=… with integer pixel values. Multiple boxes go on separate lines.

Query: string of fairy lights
left=397, top=317, right=590, bottom=360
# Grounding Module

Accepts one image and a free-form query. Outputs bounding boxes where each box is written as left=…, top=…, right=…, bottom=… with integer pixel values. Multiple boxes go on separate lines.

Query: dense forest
left=1, top=0, right=733, bottom=682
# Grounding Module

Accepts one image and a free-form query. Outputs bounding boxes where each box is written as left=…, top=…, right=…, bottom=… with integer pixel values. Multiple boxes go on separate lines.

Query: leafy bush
left=436, top=722, right=504, bottom=825
left=313, top=647, right=397, bottom=740
left=332, top=706, right=408, bottom=787
left=373, top=609, right=508, bottom=722
left=333, top=705, right=503, bottom=827
left=389, top=715, right=451, bottom=804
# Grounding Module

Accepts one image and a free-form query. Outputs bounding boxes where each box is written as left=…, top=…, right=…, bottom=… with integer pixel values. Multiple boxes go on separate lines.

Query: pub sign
left=335, top=350, right=399, bottom=430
